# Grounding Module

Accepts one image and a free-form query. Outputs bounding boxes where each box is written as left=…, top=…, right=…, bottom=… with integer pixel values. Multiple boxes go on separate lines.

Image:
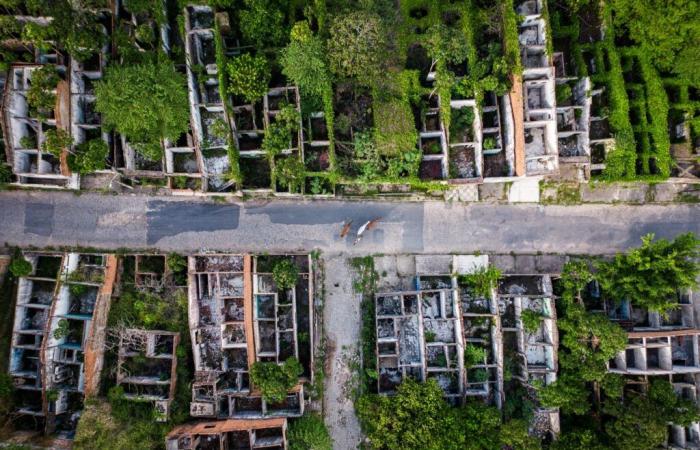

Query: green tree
left=288, top=414, right=332, bottom=450
left=275, top=156, right=305, bottom=193
left=95, top=61, right=189, bottom=161
left=27, top=66, right=59, bottom=115
left=250, top=357, right=303, bottom=404
left=327, top=11, right=385, bottom=86
left=609, top=0, right=700, bottom=84
left=425, top=24, right=470, bottom=65
left=596, top=233, right=700, bottom=313
left=67, top=139, right=108, bottom=174
left=226, top=53, right=271, bottom=103
left=280, top=22, right=333, bottom=100
left=604, top=379, right=700, bottom=450
left=272, top=259, right=299, bottom=290
left=239, top=0, right=288, bottom=49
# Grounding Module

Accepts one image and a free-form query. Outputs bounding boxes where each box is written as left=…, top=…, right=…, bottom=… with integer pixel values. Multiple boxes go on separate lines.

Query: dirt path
left=323, top=254, right=363, bottom=450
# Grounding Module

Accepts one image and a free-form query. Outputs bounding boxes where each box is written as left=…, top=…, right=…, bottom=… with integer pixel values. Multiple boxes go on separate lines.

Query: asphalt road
left=0, top=191, right=698, bottom=255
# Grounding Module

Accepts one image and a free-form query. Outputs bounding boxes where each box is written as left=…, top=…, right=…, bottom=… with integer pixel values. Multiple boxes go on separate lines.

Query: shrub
left=459, top=266, right=502, bottom=298
left=226, top=53, right=270, bottom=103
left=464, top=345, right=487, bottom=367
left=53, top=319, right=70, bottom=339
left=95, top=61, right=189, bottom=161
left=425, top=24, right=470, bottom=65
left=250, top=357, right=303, bottom=404
left=288, top=414, right=332, bottom=450
left=41, top=128, right=73, bottom=157
left=353, top=131, right=383, bottom=181
left=521, top=309, right=543, bottom=333
left=555, top=83, right=572, bottom=104
left=272, top=259, right=299, bottom=290
left=9, top=254, right=32, bottom=278
left=327, top=11, right=385, bottom=85
left=67, top=139, right=108, bottom=174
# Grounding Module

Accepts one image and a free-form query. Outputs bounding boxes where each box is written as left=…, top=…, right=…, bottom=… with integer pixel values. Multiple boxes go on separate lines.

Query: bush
left=9, top=254, right=32, bottom=278
left=41, top=128, right=73, bottom=157
left=226, top=53, right=270, bottom=103
left=95, top=61, right=189, bottom=161
left=67, top=139, right=108, bottom=174
left=288, top=414, right=332, bottom=450
left=327, top=11, right=385, bottom=85
left=464, top=345, right=487, bottom=367
left=459, top=266, right=501, bottom=298
left=272, top=259, right=299, bottom=290
left=521, top=309, right=543, bottom=333
left=250, top=357, right=303, bottom=403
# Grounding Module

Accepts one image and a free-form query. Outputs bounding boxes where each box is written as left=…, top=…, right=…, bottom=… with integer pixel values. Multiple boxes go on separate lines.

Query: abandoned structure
left=601, top=285, right=700, bottom=449
left=187, top=254, right=313, bottom=419
left=373, top=254, right=559, bottom=435
left=166, top=418, right=287, bottom=450
left=116, top=329, right=180, bottom=422
left=9, top=252, right=116, bottom=436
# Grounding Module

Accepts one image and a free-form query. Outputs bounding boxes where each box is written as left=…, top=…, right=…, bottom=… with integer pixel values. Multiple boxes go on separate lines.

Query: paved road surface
left=0, top=191, right=698, bottom=254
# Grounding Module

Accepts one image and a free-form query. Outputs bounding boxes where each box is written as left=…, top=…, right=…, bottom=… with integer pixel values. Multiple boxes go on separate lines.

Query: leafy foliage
left=239, top=0, right=288, bottom=49
left=604, top=379, right=700, bottom=450
left=262, top=104, right=300, bottom=160
left=520, top=309, right=543, bottom=333
left=596, top=233, right=700, bottom=313
left=464, top=345, right=487, bottom=368
left=250, top=357, right=303, bottom=404
left=226, top=53, right=270, bottom=103
left=328, top=11, right=385, bottom=85
left=53, top=318, right=70, bottom=339
left=280, top=22, right=333, bottom=100
left=272, top=259, right=299, bottom=290
left=41, top=128, right=73, bottom=157
left=26, top=66, right=59, bottom=115
left=9, top=254, right=32, bottom=278
left=609, top=0, right=700, bottom=85
left=459, top=266, right=502, bottom=299
left=95, top=61, right=189, bottom=161
left=67, top=139, right=108, bottom=174
left=424, top=24, right=469, bottom=65
left=288, top=413, right=332, bottom=450
left=275, top=156, right=306, bottom=193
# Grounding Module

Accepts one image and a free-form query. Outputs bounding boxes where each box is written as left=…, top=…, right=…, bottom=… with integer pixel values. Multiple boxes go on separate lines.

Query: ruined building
left=10, top=252, right=116, bottom=436
left=166, top=417, right=287, bottom=450
left=187, top=254, right=313, bottom=419
left=374, top=254, right=560, bottom=436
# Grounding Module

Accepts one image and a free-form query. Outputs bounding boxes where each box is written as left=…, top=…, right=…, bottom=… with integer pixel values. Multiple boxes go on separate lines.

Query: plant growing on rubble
left=596, top=233, right=700, bottom=314
left=95, top=60, right=189, bottom=161
left=250, top=357, right=303, bottom=404
left=272, top=259, right=299, bottom=290
left=281, top=22, right=332, bottom=101
left=9, top=253, right=32, bottom=278
left=464, top=345, right=487, bottom=368
left=41, top=128, right=73, bottom=157
left=288, top=413, right=332, bottom=450
left=459, top=266, right=501, bottom=298
left=67, top=139, right=108, bottom=174
left=226, top=53, right=270, bottom=103
left=520, top=309, right=543, bottom=333
left=262, top=105, right=300, bottom=161
left=53, top=319, right=70, bottom=339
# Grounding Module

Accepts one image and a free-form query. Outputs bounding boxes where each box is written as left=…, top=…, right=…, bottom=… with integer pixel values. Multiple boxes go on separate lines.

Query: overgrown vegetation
left=288, top=413, right=332, bottom=450
left=250, top=357, right=303, bottom=403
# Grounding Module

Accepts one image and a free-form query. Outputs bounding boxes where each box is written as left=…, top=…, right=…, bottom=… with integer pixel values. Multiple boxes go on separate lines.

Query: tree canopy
left=596, top=233, right=700, bottom=313
left=280, top=22, right=333, bottom=100
left=250, top=357, right=302, bottom=404
left=95, top=61, right=189, bottom=161
left=327, top=11, right=386, bottom=85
